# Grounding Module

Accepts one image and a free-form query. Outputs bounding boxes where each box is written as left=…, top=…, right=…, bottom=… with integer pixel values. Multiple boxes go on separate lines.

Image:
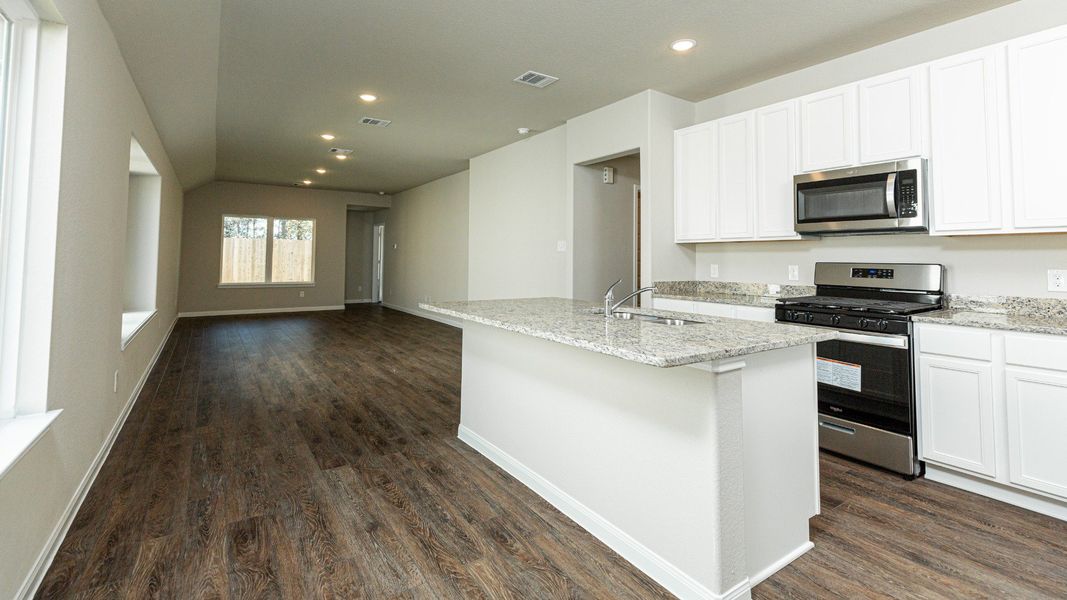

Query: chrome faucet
left=607, top=285, right=658, bottom=317
left=603, top=279, right=623, bottom=316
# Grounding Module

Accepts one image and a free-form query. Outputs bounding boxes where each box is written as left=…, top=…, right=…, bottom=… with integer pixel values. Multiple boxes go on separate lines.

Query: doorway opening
left=572, top=152, right=641, bottom=305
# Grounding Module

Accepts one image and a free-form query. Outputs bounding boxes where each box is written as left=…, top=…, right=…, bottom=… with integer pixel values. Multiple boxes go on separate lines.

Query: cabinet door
left=734, top=306, right=776, bottom=323
left=929, top=47, right=1005, bottom=234
left=799, top=85, right=857, bottom=172
left=755, top=102, right=800, bottom=239
left=689, top=301, right=736, bottom=318
left=716, top=112, right=756, bottom=239
left=858, top=67, right=925, bottom=164
left=1008, top=26, right=1067, bottom=230
left=1005, top=368, right=1067, bottom=499
left=919, top=355, right=997, bottom=477
left=674, top=124, right=717, bottom=241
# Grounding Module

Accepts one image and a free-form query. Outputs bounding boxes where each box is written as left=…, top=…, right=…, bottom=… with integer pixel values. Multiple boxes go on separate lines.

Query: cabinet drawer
left=1005, top=333, right=1067, bottom=372
left=652, top=298, right=696, bottom=313
left=690, top=301, right=737, bottom=318
left=917, top=325, right=992, bottom=361
left=735, top=306, right=776, bottom=322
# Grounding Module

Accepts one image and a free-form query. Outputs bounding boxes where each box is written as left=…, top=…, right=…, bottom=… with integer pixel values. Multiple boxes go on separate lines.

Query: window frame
left=218, top=214, right=317, bottom=288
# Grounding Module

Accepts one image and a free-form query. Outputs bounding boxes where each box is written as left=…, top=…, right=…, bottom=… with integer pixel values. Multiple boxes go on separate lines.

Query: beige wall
left=345, top=211, right=374, bottom=302
left=468, top=126, right=569, bottom=300
left=178, top=181, right=389, bottom=314
left=573, top=154, right=640, bottom=303
left=382, top=171, right=469, bottom=320
left=0, top=0, right=184, bottom=595
left=688, top=0, right=1067, bottom=297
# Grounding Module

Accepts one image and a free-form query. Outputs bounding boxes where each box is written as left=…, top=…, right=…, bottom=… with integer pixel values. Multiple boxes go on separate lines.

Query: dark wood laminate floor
left=36, top=305, right=1067, bottom=599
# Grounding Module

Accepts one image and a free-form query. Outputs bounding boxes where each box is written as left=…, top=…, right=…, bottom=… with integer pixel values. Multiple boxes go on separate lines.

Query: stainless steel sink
left=603, top=311, right=704, bottom=325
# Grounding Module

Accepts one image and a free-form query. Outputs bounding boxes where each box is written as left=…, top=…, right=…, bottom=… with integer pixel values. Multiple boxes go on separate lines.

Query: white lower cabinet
left=1004, top=368, right=1067, bottom=498
left=917, top=323, right=1067, bottom=516
left=651, top=298, right=694, bottom=313
left=652, top=298, right=775, bottom=322
left=918, top=355, right=997, bottom=477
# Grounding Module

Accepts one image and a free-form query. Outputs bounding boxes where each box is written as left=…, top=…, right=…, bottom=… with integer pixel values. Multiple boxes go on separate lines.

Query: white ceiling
left=98, top=0, right=1016, bottom=194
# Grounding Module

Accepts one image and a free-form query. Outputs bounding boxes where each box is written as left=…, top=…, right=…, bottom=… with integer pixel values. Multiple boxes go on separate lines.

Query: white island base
left=458, top=322, right=820, bottom=600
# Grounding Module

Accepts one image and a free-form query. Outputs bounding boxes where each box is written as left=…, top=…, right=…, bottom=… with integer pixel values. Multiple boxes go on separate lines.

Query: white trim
left=458, top=425, right=750, bottom=600
left=383, top=302, right=462, bottom=329
left=926, top=464, right=1067, bottom=522
left=0, top=408, right=59, bottom=479
left=15, top=316, right=177, bottom=600
left=119, top=309, right=156, bottom=351
left=217, top=282, right=316, bottom=289
left=749, top=541, right=814, bottom=587
left=177, top=305, right=344, bottom=318
left=344, top=298, right=375, bottom=304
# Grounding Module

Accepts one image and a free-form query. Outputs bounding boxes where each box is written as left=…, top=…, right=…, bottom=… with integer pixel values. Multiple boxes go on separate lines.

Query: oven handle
left=820, top=421, right=856, bottom=435
left=885, top=172, right=898, bottom=217
left=835, top=330, right=909, bottom=349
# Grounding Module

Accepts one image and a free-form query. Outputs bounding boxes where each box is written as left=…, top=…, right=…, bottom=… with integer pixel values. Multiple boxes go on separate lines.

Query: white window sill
left=217, top=282, right=316, bottom=289
left=0, top=410, right=62, bottom=480
left=121, top=309, right=157, bottom=351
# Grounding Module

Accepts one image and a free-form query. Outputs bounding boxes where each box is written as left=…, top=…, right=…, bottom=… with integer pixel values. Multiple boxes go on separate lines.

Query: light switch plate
left=709, top=264, right=719, bottom=278
left=788, top=265, right=800, bottom=281
left=1049, top=269, right=1067, bottom=292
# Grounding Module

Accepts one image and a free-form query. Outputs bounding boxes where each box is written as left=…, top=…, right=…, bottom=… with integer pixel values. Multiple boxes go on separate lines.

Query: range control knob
left=791, top=311, right=804, bottom=322
left=805, top=313, right=815, bottom=323
left=859, top=318, right=871, bottom=329
left=878, top=320, right=889, bottom=331
left=830, top=315, right=842, bottom=326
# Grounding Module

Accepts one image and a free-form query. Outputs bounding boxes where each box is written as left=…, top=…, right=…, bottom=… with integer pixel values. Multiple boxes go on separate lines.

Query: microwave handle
left=885, top=172, right=897, bottom=217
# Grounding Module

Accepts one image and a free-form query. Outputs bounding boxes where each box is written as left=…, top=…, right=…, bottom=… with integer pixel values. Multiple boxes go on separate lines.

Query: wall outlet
left=299, top=290, right=305, bottom=297
left=709, top=264, right=719, bottom=278
left=788, top=265, right=800, bottom=281
left=1049, top=269, right=1067, bottom=292
left=113, top=370, right=119, bottom=393
left=557, top=240, right=567, bottom=252
left=357, top=285, right=362, bottom=292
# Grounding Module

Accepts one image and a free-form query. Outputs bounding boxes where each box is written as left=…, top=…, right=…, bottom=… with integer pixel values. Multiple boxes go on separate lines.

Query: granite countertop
left=419, top=297, right=836, bottom=368
left=912, top=309, right=1067, bottom=336
left=653, top=280, right=816, bottom=309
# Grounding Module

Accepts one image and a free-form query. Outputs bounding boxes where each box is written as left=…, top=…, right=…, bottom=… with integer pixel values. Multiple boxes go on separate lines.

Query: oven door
left=816, top=331, right=913, bottom=436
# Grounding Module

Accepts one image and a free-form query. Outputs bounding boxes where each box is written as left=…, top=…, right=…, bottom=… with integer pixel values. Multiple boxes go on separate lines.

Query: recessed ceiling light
left=320, top=133, right=335, bottom=141
left=302, top=179, right=312, bottom=185
left=517, top=127, right=530, bottom=135
left=336, top=154, right=348, bottom=160
left=670, top=39, right=697, bottom=53
left=359, top=93, right=378, bottom=102
left=315, top=168, right=326, bottom=174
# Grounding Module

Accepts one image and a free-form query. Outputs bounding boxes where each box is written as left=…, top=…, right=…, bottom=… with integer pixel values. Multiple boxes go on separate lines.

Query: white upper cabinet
left=929, top=47, right=1006, bottom=234
left=1008, top=26, right=1067, bottom=230
left=858, top=67, right=926, bottom=164
left=674, top=123, right=716, bottom=241
left=756, top=102, right=800, bottom=239
left=799, top=85, right=857, bottom=172
left=716, top=112, right=756, bottom=239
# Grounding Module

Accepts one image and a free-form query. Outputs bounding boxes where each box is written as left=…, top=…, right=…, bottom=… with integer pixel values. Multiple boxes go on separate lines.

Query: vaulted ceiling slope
left=98, top=0, right=1015, bottom=194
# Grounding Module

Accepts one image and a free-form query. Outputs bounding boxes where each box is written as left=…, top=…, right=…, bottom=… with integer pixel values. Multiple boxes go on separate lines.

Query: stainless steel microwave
left=794, top=158, right=927, bottom=235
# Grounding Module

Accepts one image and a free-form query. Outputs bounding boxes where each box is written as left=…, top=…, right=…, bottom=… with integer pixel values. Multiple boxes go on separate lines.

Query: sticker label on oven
left=816, top=358, right=862, bottom=392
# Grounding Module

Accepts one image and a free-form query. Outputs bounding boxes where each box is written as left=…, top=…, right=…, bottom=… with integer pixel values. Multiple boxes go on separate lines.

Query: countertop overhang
left=419, top=297, right=836, bottom=367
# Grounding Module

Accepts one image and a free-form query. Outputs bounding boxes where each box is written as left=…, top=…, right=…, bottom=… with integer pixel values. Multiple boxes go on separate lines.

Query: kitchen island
left=420, top=298, right=836, bottom=600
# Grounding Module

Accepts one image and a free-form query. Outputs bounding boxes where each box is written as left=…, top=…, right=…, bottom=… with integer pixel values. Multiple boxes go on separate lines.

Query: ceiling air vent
left=359, top=116, right=392, bottom=127
left=330, top=147, right=354, bottom=155
left=513, top=70, right=559, bottom=88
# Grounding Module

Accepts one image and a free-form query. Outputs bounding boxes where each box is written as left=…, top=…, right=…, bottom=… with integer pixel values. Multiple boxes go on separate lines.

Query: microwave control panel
left=898, top=170, right=918, bottom=218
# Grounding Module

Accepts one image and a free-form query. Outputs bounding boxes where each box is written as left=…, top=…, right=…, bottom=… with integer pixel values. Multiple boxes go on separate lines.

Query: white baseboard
left=749, top=541, right=813, bottom=587
left=458, top=425, right=750, bottom=600
left=344, top=298, right=375, bottom=304
left=16, top=317, right=178, bottom=600
left=383, top=302, right=462, bottom=329
left=926, top=465, right=1067, bottom=522
left=177, top=305, right=344, bottom=318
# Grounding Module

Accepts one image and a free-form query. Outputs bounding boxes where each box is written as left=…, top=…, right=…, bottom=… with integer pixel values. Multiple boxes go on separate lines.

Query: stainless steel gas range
left=775, top=262, right=945, bottom=477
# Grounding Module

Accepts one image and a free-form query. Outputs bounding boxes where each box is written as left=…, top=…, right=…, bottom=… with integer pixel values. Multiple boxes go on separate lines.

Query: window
left=121, top=138, right=161, bottom=350
left=220, top=215, right=315, bottom=286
